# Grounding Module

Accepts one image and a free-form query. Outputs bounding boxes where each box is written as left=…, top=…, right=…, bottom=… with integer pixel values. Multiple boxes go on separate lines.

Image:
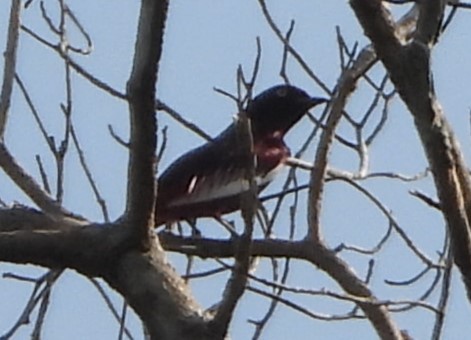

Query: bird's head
left=247, top=85, right=327, bottom=138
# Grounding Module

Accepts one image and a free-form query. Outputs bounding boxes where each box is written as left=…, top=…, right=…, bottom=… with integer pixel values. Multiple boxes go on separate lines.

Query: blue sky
left=1, top=1, right=471, bottom=339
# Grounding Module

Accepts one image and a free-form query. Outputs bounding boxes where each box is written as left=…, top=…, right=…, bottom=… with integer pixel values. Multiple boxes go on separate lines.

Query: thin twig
left=88, top=279, right=134, bottom=340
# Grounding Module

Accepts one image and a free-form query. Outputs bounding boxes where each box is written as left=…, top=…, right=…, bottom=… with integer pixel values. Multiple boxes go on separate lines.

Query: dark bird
left=155, top=85, right=326, bottom=226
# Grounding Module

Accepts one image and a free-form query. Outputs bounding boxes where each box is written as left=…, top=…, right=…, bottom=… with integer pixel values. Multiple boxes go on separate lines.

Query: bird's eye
left=276, top=87, right=288, bottom=97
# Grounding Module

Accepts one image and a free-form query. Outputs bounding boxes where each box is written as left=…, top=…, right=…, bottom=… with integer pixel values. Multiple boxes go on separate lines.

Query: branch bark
left=125, top=0, right=168, bottom=246
left=209, top=109, right=256, bottom=338
left=0, top=142, right=75, bottom=221
left=0, top=206, right=216, bottom=339
left=350, top=0, right=471, bottom=299
left=0, top=1, right=229, bottom=339
left=160, top=233, right=405, bottom=339
left=308, top=3, right=419, bottom=243
left=0, top=0, right=21, bottom=140
left=305, top=5, right=422, bottom=339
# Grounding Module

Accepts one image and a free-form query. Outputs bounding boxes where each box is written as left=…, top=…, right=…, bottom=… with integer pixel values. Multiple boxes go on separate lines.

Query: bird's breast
left=254, top=136, right=290, bottom=174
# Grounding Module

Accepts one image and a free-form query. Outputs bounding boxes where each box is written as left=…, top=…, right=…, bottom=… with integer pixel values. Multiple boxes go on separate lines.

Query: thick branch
left=105, top=246, right=212, bottom=340
left=0, top=207, right=213, bottom=340
left=350, top=0, right=471, bottom=298
left=120, top=2, right=216, bottom=338
left=0, top=207, right=124, bottom=276
left=125, top=0, right=168, bottom=245
left=160, top=233, right=404, bottom=339
left=415, top=1, right=446, bottom=45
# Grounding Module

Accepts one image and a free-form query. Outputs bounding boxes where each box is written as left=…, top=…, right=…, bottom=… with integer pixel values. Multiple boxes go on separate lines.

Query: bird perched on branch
left=155, top=84, right=327, bottom=227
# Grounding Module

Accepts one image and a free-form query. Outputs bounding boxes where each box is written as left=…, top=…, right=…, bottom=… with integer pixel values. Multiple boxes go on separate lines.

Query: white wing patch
left=169, top=163, right=285, bottom=207
left=187, top=176, right=198, bottom=194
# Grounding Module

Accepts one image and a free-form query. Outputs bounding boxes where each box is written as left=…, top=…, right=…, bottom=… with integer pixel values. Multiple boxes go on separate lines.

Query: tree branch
left=0, top=0, right=21, bottom=140
left=0, top=207, right=122, bottom=275
left=307, top=4, right=418, bottom=243
left=209, top=107, right=256, bottom=337
left=125, top=0, right=168, bottom=246
left=0, top=207, right=214, bottom=340
left=160, top=233, right=407, bottom=339
left=0, top=142, right=77, bottom=221
left=350, top=0, right=471, bottom=300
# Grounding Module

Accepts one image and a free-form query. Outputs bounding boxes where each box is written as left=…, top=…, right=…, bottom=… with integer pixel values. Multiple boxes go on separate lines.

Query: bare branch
left=432, top=243, right=453, bottom=340
left=156, top=100, right=212, bottom=141
left=1, top=269, right=61, bottom=339
left=350, top=0, right=471, bottom=299
left=0, top=0, right=21, bottom=140
left=209, top=93, right=256, bottom=338
left=70, top=123, right=110, bottom=222
left=307, top=43, right=374, bottom=242
left=0, top=142, right=75, bottom=220
left=88, top=278, right=134, bottom=340
left=0, top=207, right=210, bottom=340
left=257, top=0, right=331, bottom=95
left=125, top=0, right=168, bottom=245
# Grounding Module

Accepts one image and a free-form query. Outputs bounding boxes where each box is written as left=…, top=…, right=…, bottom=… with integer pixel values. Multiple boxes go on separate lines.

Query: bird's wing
left=156, top=127, right=278, bottom=208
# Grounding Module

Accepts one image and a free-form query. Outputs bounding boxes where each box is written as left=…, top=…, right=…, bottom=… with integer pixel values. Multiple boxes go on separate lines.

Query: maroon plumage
left=155, top=85, right=326, bottom=226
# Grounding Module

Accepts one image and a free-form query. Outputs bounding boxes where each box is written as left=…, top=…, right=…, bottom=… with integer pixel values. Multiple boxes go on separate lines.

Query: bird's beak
left=308, top=97, right=329, bottom=107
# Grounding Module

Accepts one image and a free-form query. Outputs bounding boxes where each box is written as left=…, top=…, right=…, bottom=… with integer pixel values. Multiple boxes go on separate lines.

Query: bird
left=155, top=84, right=327, bottom=227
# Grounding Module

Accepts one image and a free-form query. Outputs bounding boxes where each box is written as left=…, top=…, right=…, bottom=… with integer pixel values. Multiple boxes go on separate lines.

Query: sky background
left=0, top=1, right=471, bottom=339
